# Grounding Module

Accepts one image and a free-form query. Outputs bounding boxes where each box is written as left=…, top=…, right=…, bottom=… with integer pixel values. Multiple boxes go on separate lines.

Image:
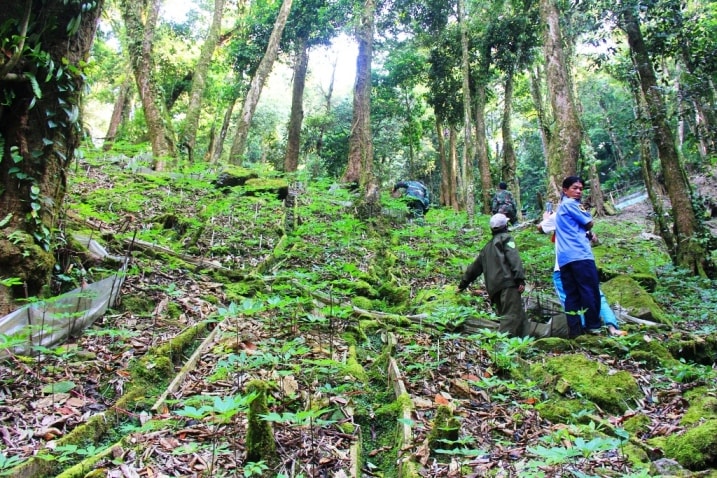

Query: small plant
left=243, top=460, right=269, bottom=477
left=0, top=451, right=23, bottom=472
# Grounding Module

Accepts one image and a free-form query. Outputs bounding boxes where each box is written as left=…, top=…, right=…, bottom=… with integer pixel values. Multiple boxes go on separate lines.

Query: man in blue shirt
left=555, top=176, right=602, bottom=337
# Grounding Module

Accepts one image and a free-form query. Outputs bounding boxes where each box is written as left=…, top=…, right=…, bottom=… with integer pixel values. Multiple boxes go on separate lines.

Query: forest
left=0, top=0, right=717, bottom=477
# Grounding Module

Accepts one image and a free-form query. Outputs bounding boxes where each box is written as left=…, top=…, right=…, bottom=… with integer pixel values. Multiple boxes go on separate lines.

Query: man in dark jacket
left=491, top=182, right=518, bottom=224
left=392, top=180, right=430, bottom=221
left=458, top=213, right=528, bottom=337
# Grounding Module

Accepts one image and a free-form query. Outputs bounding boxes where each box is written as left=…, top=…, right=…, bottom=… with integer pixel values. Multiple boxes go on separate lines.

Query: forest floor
left=1, top=158, right=716, bottom=478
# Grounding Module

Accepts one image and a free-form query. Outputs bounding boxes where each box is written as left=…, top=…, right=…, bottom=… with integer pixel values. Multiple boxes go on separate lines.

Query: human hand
left=518, top=283, right=525, bottom=293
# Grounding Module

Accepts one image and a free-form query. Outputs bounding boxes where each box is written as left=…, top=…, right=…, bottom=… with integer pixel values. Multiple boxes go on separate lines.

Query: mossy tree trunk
left=229, top=0, right=293, bottom=164
left=475, top=83, right=493, bottom=215
left=343, top=0, right=376, bottom=207
left=284, top=37, right=310, bottom=173
left=181, top=0, right=227, bottom=163
left=619, top=4, right=711, bottom=277
left=0, top=0, right=104, bottom=315
left=458, top=0, right=475, bottom=221
left=539, top=0, right=582, bottom=201
left=120, top=0, right=176, bottom=170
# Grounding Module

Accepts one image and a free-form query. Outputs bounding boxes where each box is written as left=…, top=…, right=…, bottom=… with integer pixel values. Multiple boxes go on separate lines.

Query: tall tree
left=283, top=0, right=348, bottom=172
left=485, top=1, right=540, bottom=221
left=120, top=0, right=176, bottom=169
left=103, top=76, right=133, bottom=151
left=618, top=3, right=711, bottom=276
left=229, top=0, right=293, bottom=164
left=181, top=0, right=227, bottom=163
left=342, top=0, right=376, bottom=200
left=426, top=30, right=463, bottom=209
left=539, top=0, right=582, bottom=200
left=0, top=0, right=104, bottom=314
left=457, top=0, right=475, bottom=221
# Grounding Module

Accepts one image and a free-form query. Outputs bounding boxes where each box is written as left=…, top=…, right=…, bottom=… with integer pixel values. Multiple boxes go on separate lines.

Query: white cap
left=489, top=213, right=509, bottom=229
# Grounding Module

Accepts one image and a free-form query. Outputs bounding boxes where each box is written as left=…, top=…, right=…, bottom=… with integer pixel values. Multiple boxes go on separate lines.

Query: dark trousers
left=560, top=260, right=602, bottom=337
left=492, top=286, right=527, bottom=337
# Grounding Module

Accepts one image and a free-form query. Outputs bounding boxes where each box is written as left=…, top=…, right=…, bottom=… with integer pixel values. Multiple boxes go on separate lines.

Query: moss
left=601, top=275, right=671, bottom=325
left=351, top=296, right=375, bottom=311
left=623, top=413, right=652, bottom=435
left=664, top=333, right=717, bottom=365
left=245, top=380, right=279, bottom=468
left=426, top=405, right=461, bottom=454
left=244, top=177, right=289, bottom=199
left=345, top=345, right=369, bottom=383
left=0, top=232, right=55, bottom=300
left=535, top=398, right=597, bottom=423
left=332, top=278, right=378, bottom=298
left=223, top=277, right=266, bottom=302
left=377, top=282, right=410, bottom=306
left=166, top=301, right=182, bottom=319
left=630, top=339, right=677, bottom=369
left=681, top=387, right=717, bottom=426
left=532, top=337, right=574, bottom=353
left=118, top=294, right=156, bottom=315
left=662, top=419, right=717, bottom=470
left=131, top=321, right=209, bottom=385
left=533, top=354, right=641, bottom=414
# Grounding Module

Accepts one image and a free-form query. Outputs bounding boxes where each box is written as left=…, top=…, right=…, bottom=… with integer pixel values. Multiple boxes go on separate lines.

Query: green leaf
left=0, top=213, right=12, bottom=227
left=41, top=380, right=76, bottom=394
left=23, top=72, right=42, bottom=98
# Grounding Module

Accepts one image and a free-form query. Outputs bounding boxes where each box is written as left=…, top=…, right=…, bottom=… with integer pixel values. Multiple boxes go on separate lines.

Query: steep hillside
left=1, top=156, right=716, bottom=478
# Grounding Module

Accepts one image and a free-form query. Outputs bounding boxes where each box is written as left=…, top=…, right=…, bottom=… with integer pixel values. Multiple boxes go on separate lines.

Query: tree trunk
left=458, top=0, right=475, bottom=221
left=210, top=96, right=238, bottom=163
left=474, top=83, right=492, bottom=214
left=437, top=119, right=449, bottom=206
left=449, top=128, right=460, bottom=210
left=529, top=65, right=551, bottom=169
left=182, top=0, right=226, bottom=162
left=120, top=0, right=175, bottom=170
left=584, top=136, right=606, bottom=216
left=229, top=0, right=293, bottom=164
left=103, top=76, right=132, bottom=151
left=0, top=0, right=104, bottom=315
left=342, top=0, right=375, bottom=198
left=540, top=0, right=582, bottom=200
left=284, top=37, right=309, bottom=172
left=598, top=98, right=625, bottom=170
left=316, top=56, right=337, bottom=158
left=620, top=4, right=710, bottom=276
left=500, top=73, right=521, bottom=221
left=629, top=75, right=676, bottom=254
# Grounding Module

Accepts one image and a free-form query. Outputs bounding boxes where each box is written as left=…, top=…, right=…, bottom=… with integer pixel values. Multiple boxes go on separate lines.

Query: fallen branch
left=123, top=238, right=229, bottom=270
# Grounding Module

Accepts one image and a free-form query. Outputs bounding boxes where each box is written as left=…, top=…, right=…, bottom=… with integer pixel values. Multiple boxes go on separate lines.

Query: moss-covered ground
left=1, top=155, right=716, bottom=477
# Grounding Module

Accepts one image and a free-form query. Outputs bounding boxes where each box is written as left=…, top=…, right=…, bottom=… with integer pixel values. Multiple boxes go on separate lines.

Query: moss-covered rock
left=532, top=354, right=641, bottom=414
left=663, top=333, right=717, bottom=365
left=118, top=294, right=157, bottom=316
left=535, top=397, right=597, bottom=423
left=377, top=281, right=410, bottom=306
left=244, top=177, right=289, bottom=200
left=623, top=413, right=652, bottom=435
left=213, top=167, right=258, bottom=188
left=601, top=275, right=671, bottom=325
left=630, top=339, right=677, bottom=369
left=682, top=387, right=717, bottom=426
left=661, top=419, right=717, bottom=470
